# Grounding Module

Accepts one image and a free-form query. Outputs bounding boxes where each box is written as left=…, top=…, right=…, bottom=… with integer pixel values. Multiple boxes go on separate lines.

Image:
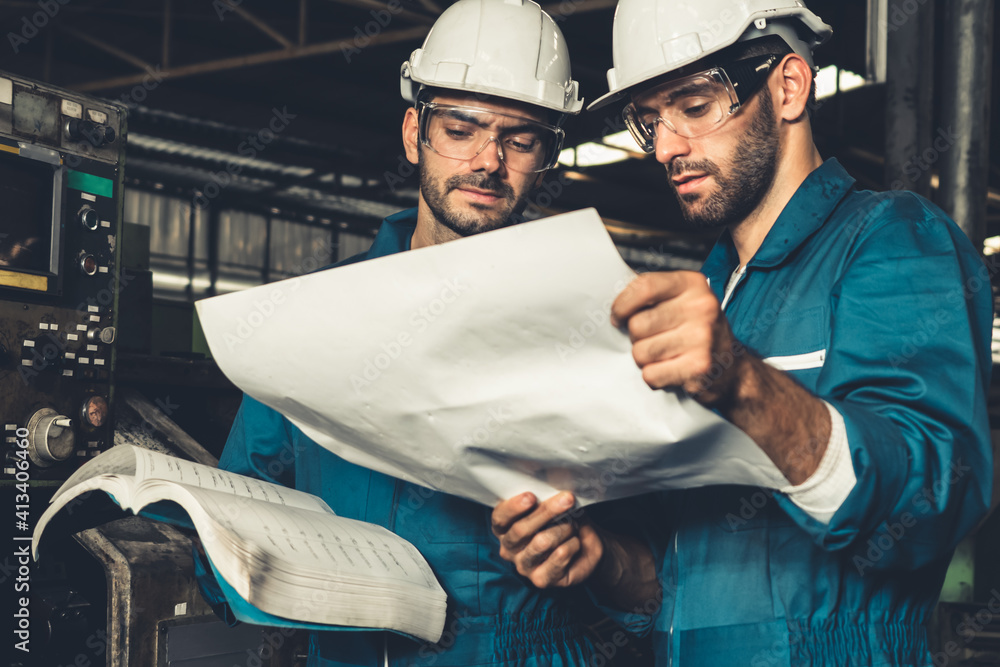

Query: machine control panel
left=0, top=70, right=125, bottom=480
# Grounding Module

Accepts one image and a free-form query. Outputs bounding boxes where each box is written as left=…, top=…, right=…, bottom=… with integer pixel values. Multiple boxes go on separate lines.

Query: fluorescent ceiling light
left=558, top=142, right=632, bottom=168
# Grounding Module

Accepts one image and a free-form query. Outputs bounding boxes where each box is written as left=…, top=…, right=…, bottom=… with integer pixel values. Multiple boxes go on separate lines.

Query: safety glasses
left=417, top=102, right=565, bottom=173
left=623, top=54, right=780, bottom=151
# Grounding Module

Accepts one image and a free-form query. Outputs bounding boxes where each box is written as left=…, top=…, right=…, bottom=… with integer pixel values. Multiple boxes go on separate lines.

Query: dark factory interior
left=0, top=1, right=999, bottom=665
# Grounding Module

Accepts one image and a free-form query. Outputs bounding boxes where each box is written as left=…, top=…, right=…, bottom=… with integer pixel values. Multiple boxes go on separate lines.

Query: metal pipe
left=883, top=0, right=935, bottom=197
left=939, top=0, right=994, bottom=247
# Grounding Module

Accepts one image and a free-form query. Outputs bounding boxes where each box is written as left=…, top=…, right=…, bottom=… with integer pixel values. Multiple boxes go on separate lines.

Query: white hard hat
left=400, top=0, right=584, bottom=116
left=589, top=0, right=832, bottom=110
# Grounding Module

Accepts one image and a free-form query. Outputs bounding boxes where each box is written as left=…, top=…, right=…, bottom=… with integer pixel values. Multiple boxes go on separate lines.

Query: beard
left=418, top=152, right=533, bottom=237
left=668, top=86, right=780, bottom=231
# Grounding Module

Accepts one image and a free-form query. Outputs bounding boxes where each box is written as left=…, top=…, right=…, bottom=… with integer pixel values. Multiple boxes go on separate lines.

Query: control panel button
left=64, top=118, right=115, bottom=147
left=86, top=326, right=115, bottom=344
left=79, top=207, right=99, bottom=231
left=79, top=254, right=97, bottom=276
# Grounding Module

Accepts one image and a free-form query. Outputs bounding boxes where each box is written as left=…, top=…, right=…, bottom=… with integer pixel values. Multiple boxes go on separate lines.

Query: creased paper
left=196, top=208, right=788, bottom=506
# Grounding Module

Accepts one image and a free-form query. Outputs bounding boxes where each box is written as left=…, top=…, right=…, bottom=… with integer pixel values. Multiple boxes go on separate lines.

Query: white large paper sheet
left=196, top=209, right=788, bottom=506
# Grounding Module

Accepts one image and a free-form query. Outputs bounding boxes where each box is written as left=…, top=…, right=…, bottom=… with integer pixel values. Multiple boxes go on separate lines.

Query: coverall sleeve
left=217, top=394, right=297, bottom=486
left=774, top=198, right=994, bottom=571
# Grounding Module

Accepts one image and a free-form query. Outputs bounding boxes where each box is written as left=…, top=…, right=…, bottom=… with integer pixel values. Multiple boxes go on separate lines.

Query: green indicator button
left=67, top=170, right=114, bottom=198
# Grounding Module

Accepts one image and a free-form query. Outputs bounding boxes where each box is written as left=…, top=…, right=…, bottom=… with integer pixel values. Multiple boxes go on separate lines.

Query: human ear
left=402, top=107, right=420, bottom=165
left=775, top=53, right=813, bottom=122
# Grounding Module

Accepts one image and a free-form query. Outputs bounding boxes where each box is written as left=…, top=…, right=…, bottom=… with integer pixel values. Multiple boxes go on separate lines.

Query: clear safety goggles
left=417, top=102, right=565, bottom=173
left=623, top=54, right=780, bottom=151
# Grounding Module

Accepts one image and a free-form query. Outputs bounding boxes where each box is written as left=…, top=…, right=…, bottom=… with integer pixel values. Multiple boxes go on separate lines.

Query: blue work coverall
left=202, top=209, right=608, bottom=666
left=648, top=159, right=994, bottom=666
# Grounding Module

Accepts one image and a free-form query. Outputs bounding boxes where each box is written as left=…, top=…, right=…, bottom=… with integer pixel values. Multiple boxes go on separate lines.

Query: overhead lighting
left=558, top=142, right=632, bottom=168
left=601, top=130, right=641, bottom=151
left=816, top=65, right=867, bottom=100
left=984, top=235, right=1000, bottom=256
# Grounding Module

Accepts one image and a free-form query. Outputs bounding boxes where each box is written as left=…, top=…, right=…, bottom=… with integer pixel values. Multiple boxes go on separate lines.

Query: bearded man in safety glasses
left=195, top=1, right=639, bottom=665
left=492, top=1, right=995, bottom=665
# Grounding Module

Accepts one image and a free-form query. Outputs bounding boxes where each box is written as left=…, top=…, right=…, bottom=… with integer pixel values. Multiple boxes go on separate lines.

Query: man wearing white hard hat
left=493, top=1, right=994, bottom=664
left=196, top=1, right=627, bottom=665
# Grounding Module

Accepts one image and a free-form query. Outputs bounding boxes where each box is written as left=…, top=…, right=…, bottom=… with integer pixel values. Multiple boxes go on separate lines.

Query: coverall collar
left=369, top=207, right=418, bottom=257
left=702, top=158, right=856, bottom=294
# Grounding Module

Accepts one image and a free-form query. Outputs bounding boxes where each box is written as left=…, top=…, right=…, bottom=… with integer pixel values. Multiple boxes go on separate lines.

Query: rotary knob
left=65, top=119, right=115, bottom=147
left=25, top=408, right=76, bottom=467
left=86, top=327, right=115, bottom=344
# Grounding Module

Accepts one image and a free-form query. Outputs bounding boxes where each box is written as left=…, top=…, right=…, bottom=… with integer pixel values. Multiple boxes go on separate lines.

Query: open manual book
left=31, top=444, right=447, bottom=643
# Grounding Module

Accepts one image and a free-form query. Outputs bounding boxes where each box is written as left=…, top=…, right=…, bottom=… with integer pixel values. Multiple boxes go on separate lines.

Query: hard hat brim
left=589, top=6, right=832, bottom=114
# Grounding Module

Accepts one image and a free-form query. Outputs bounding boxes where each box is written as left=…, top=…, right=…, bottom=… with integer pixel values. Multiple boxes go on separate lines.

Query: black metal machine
left=0, top=72, right=303, bottom=666
left=0, top=71, right=125, bottom=479
left=0, top=70, right=127, bottom=667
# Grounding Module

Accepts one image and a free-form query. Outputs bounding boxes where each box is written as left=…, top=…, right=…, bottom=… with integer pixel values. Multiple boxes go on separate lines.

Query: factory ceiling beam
left=414, top=0, right=443, bottom=14
left=218, top=0, right=294, bottom=49
left=68, top=0, right=617, bottom=92
left=161, top=0, right=171, bottom=68
left=71, top=26, right=431, bottom=92
left=57, top=25, right=155, bottom=72
left=321, top=0, right=437, bottom=26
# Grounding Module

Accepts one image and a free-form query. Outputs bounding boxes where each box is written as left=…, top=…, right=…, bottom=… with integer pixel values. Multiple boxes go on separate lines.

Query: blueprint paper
left=196, top=208, right=788, bottom=506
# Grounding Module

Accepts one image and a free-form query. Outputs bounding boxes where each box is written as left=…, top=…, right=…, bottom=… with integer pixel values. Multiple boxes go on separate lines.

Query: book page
left=181, top=486, right=439, bottom=591
left=132, top=446, right=333, bottom=515
left=51, top=444, right=137, bottom=504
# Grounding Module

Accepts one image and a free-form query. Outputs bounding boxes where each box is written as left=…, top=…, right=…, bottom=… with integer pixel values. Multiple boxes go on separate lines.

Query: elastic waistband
left=389, top=613, right=594, bottom=666
left=653, top=619, right=929, bottom=667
